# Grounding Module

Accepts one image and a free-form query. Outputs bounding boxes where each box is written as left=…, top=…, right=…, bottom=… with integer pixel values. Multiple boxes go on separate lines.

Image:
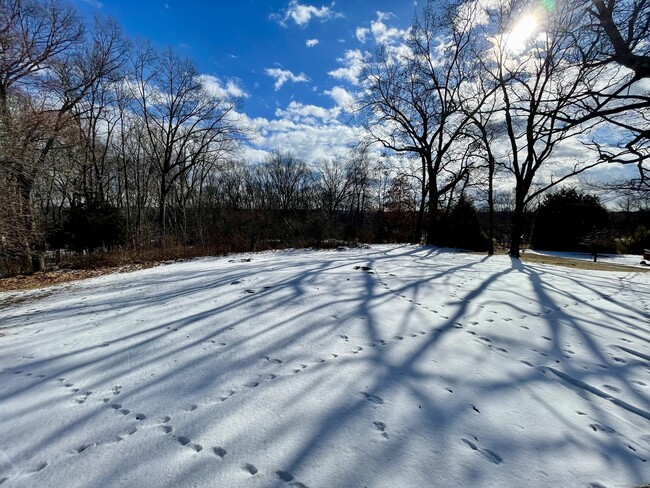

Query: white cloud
left=275, top=1, right=340, bottom=27
left=197, top=75, right=249, bottom=99
left=247, top=113, right=364, bottom=163
left=328, top=49, right=369, bottom=85
left=264, top=68, right=309, bottom=90
left=306, top=39, right=319, bottom=47
left=355, top=27, right=370, bottom=43
left=233, top=98, right=374, bottom=164
left=275, top=101, right=339, bottom=123
left=324, top=86, right=356, bottom=112
left=370, top=11, right=408, bottom=45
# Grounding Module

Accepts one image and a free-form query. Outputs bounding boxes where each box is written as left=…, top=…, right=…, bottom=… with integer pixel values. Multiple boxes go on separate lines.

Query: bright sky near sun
left=73, top=0, right=417, bottom=162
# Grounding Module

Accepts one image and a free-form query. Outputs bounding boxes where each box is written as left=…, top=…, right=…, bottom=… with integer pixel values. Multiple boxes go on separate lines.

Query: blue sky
left=71, top=0, right=641, bottom=193
left=73, top=0, right=418, bottom=162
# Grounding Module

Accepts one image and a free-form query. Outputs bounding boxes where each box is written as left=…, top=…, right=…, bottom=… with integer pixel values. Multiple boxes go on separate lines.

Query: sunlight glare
left=504, top=14, right=538, bottom=52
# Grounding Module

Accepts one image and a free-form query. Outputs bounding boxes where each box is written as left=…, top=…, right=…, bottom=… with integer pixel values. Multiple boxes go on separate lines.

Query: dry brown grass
left=519, top=252, right=647, bottom=272
left=0, top=263, right=159, bottom=293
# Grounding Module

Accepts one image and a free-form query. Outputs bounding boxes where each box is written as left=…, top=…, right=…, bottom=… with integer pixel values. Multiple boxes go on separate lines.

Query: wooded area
left=0, top=0, right=648, bottom=277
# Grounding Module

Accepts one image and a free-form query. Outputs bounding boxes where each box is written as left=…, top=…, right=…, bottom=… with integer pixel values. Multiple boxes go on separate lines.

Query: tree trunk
left=509, top=196, right=526, bottom=257
left=487, top=160, right=495, bottom=256
left=17, top=171, right=35, bottom=273
left=414, top=188, right=426, bottom=244
left=159, top=178, right=168, bottom=242
left=425, top=191, right=438, bottom=245
left=425, top=168, right=438, bottom=245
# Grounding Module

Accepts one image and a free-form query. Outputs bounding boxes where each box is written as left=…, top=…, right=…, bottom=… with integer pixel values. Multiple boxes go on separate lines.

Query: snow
left=527, top=249, right=649, bottom=269
left=0, top=245, right=649, bottom=488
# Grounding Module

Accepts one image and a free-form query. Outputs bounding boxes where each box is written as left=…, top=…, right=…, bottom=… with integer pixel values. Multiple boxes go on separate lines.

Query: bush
left=531, top=188, right=611, bottom=252
left=437, top=196, right=489, bottom=251
left=62, top=200, right=125, bottom=251
left=622, top=225, right=650, bottom=254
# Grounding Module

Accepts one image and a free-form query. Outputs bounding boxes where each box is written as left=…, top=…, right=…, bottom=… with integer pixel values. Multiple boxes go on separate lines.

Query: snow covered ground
left=0, top=245, right=649, bottom=488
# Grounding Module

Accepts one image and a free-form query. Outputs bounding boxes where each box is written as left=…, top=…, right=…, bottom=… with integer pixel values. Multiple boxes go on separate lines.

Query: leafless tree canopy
left=1, top=0, right=649, bottom=275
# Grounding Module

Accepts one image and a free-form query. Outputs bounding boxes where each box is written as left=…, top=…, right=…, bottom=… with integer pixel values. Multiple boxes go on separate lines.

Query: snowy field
left=0, top=245, right=649, bottom=488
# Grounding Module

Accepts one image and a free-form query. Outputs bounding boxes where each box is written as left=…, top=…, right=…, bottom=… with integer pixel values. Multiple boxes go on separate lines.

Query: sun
left=504, top=14, right=538, bottom=52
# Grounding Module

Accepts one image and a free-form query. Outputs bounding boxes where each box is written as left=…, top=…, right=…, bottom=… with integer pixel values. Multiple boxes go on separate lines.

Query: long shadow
left=0, top=245, right=648, bottom=487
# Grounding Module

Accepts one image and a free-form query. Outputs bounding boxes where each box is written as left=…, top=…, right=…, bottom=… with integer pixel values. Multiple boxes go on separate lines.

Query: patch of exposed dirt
left=0, top=263, right=157, bottom=293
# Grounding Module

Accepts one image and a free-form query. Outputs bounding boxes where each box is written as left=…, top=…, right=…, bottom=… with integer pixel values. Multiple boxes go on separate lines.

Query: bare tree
left=130, top=45, right=244, bottom=240
left=589, top=0, right=650, bottom=79
left=259, top=150, right=312, bottom=213
left=549, top=0, right=650, bottom=191
left=315, top=157, right=351, bottom=218
left=0, top=0, right=126, bottom=270
left=359, top=1, right=489, bottom=245
left=471, top=0, right=609, bottom=257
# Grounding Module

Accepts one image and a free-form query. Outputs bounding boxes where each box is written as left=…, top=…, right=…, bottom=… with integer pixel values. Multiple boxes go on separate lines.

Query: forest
left=1, top=0, right=649, bottom=277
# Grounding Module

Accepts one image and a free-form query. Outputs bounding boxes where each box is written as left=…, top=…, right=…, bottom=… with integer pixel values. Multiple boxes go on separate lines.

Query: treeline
left=44, top=148, right=427, bottom=254
left=1, top=0, right=649, bottom=276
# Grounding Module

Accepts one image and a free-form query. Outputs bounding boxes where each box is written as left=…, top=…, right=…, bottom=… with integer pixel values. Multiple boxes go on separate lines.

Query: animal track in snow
left=31, top=462, right=48, bottom=473
left=276, top=470, right=294, bottom=482
left=589, top=423, right=616, bottom=433
left=373, top=421, right=388, bottom=438
left=242, top=463, right=258, bottom=475
left=461, top=438, right=503, bottom=465
left=213, top=446, right=227, bottom=458
left=361, top=392, right=384, bottom=404
left=75, top=443, right=95, bottom=454
left=220, top=390, right=236, bottom=401
left=75, top=391, right=93, bottom=404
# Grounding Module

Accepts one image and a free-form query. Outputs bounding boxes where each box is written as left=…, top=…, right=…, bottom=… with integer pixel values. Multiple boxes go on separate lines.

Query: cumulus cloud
left=197, top=74, right=249, bottom=99
left=370, top=11, right=409, bottom=45
left=264, top=68, right=310, bottom=90
left=306, top=38, right=319, bottom=47
left=275, top=101, right=340, bottom=123
left=274, top=1, right=340, bottom=27
left=247, top=111, right=364, bottom=163
left=355, top=27, right=370, bottom=43
left=328, top=49, right=369, bottom=85
left=324, top=86, right=356, bottom=112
